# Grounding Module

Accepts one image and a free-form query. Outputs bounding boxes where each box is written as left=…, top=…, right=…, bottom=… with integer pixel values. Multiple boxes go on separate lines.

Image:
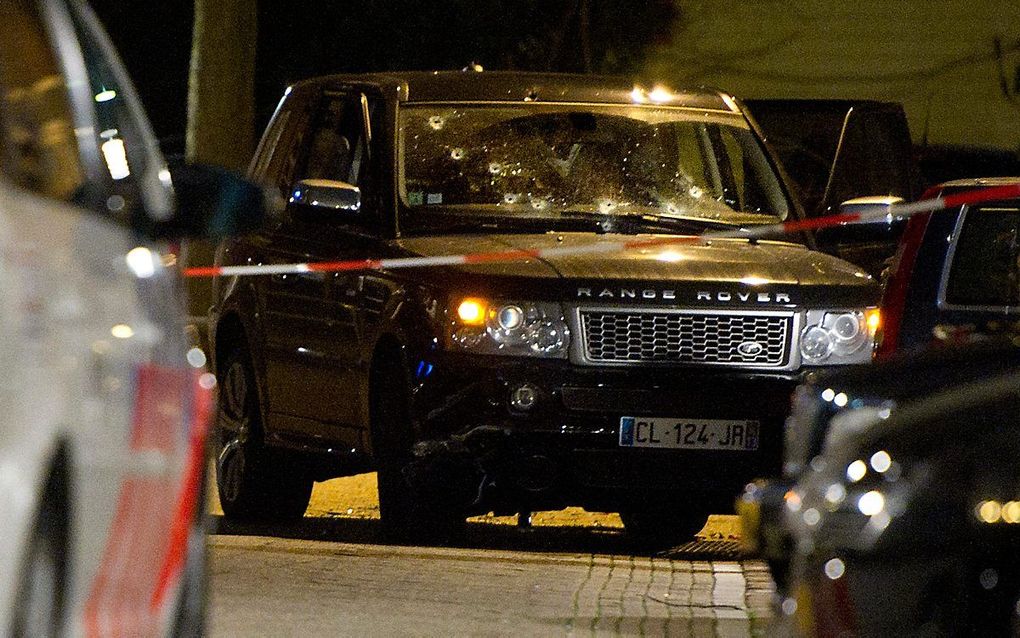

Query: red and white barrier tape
left=183, top=183, right=1020, bottom=278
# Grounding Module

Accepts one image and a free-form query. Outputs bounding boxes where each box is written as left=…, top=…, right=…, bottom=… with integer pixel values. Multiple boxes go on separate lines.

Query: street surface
left=208, top=473, right=776, bottom=637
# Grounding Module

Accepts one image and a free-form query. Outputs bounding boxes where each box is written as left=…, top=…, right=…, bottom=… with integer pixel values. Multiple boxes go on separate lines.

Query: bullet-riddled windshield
left=399, top=103, right=790, bottom=230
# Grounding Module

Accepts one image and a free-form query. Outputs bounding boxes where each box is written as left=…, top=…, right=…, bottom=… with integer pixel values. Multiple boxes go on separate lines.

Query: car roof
left=290, top=70, right=736, bottom=112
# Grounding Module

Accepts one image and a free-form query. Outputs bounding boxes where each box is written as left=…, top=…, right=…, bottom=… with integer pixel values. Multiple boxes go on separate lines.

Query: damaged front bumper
left=404, top=354, right=804, bottom=516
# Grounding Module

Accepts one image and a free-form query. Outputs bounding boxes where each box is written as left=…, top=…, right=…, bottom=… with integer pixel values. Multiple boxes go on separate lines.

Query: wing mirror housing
left=837, top=195, right=906, bottom=225
left=288, top=179, right=361, bottom=219
left=147, top=163, right=268, bottom=240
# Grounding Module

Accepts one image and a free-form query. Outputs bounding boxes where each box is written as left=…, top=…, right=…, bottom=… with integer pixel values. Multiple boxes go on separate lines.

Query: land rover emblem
left=736, top=341, right=765, bottom=357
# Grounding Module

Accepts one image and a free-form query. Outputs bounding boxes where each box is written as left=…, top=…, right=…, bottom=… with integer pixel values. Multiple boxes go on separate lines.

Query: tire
left=215, top=347, right=312, bottom=521
left=620, top=506, right=709, bottom=546
left=10, top=468, right=67, bottom=638
left=371, top=352, right=464, bottom=544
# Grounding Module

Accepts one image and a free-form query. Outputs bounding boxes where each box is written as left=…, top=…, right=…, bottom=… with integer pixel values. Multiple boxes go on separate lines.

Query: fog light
left=509, top=383, right=539, bottom=411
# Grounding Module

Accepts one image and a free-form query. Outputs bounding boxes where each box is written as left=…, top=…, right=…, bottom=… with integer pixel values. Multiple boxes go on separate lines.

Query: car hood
left=393, top=232, right=877, bottom=306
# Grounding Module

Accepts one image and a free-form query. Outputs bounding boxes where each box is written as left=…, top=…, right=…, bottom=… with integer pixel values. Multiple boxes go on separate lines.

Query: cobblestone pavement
left=209, top=535, right=775, bottom=637
left=208, top=471, right=774, bottom=636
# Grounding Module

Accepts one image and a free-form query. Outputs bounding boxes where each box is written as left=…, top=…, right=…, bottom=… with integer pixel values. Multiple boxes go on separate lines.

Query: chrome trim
left=400, top=100, right=743, bottom=119
left=937, top=204, right=1020, bottom=314
left=569, top=306, right=802, bottom=370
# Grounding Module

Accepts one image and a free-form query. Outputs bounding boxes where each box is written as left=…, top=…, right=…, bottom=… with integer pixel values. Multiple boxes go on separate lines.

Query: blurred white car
left=0, top=0, right=261, bottom=635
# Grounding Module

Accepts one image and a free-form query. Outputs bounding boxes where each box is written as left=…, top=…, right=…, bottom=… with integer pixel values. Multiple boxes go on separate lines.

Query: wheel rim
left=221, top=361, right=249, bottom=423
left=218, top=438, right=246, bottom=504
left=217, top=358, right=253, bottom=506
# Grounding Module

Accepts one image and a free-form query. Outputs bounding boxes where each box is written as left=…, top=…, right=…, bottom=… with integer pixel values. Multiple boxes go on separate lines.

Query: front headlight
left=448, top=297, right=570, bottom=358
left=800, top=308, right=881, bottom=365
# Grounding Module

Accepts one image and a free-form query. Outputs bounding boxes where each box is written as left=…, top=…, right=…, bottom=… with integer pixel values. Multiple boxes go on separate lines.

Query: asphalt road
left=207, top=473, right=776, bottom=636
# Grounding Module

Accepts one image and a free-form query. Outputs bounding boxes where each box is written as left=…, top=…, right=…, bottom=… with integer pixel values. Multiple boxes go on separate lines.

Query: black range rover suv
left=209, top=71, right=881, bottom=540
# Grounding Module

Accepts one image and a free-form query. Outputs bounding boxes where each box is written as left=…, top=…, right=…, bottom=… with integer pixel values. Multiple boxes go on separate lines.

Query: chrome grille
left=580, top=309, right=791, bottom=366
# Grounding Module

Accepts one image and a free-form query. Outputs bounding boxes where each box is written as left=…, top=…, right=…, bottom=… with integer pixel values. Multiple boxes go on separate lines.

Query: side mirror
left=819, top=195, right=908, bottom=277
left=288, top=179, right=361, bottom=219
left=150, top=163, right=267, bottom=240
left=837, top=195, right=905, bottom=225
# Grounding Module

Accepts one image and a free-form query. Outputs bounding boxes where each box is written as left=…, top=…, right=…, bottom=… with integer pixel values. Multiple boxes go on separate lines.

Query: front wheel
left=215, top=347, right=312, bottom=521
left=371, top=353, right=464, bottom=543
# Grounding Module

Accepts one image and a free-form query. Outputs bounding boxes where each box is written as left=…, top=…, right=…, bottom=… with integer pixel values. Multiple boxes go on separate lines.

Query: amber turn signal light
left=456, top=298, right=487, bottom=325
left=866, top=308, right=881, bottom=337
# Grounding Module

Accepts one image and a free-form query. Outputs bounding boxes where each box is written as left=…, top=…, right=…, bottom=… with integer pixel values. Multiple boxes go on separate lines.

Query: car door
left=257, top=88, right=381, bottom=446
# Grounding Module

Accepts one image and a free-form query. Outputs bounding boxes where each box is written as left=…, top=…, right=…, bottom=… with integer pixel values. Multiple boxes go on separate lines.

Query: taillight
left=876, top=210, right=931, bottom=358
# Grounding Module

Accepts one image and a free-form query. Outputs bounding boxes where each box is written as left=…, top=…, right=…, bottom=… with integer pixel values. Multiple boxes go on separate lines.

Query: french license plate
left=619, top=416, right=760, bottom=451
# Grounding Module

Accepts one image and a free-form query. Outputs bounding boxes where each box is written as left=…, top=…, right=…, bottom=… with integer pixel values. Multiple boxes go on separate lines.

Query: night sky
left=88, top=1, right=675, bottom=157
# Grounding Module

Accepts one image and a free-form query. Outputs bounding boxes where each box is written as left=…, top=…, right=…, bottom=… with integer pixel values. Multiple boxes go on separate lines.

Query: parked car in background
left=746, top=99, right=923, bottom=276
left=0, top=1, right=261, bottom=635
left=771, top=364, right=1020, bottom=636
left=209, top=71, right=881, bottom=544
left=879, top=177, right=1020, bottom=357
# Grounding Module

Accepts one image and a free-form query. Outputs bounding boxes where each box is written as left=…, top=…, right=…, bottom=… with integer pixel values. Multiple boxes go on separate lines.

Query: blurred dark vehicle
left=764, top=359, right=1020, bottom=635
left=746, top=99, right=923, bottom=276
left=742, top=177, right=1020, bottom=594
left=879, top=177, right=1020, bottom=358
left=739, top=339, right=1020, bottom=593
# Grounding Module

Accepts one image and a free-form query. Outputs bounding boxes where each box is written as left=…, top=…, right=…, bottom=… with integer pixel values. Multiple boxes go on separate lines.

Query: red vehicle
left=879, top=177, right=1020, bottom=357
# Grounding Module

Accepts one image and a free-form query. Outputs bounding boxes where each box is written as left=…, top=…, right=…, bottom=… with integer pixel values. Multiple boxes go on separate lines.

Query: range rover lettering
left=208, top=71, right=881, bottom=541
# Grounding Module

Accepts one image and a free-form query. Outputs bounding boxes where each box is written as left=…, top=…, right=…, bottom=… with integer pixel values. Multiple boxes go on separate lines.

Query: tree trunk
left=182, top=0, right=257, bottom=345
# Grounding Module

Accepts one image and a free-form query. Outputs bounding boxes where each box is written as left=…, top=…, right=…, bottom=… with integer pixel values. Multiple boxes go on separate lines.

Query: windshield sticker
left=427, top=193, right=443, bottom=205
left=408, top=191, right=424, bottom=206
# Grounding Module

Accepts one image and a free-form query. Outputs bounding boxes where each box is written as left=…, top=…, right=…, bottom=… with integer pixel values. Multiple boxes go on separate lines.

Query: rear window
left=944, top=206, right=1020, bottom=307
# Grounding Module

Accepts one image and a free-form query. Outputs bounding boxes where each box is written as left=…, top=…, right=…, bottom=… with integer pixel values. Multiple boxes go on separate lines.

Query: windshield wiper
left=556, top=209, right=745, bottom=235
left=409, top=212, right=610, bottom=235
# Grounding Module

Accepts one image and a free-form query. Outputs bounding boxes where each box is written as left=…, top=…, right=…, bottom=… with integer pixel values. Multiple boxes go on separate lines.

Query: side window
left=828, top=110, right=915, bottom=211
left=295, top=91, right=381, bottom=223
left=263, top=96, right=312, bottom=200
left=302, top=95, right=352, bottom=182
left=944, top=206, right=1020, bottom=307
left=250, top=106, right=291, bottom=182
left=0, top=0, right=84, bottom=201
left=299, top=92, right=379, bottom=188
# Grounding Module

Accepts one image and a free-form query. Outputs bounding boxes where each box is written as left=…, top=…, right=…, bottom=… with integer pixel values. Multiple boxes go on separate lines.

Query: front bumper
left=410, top=354, right=807, bottom=513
